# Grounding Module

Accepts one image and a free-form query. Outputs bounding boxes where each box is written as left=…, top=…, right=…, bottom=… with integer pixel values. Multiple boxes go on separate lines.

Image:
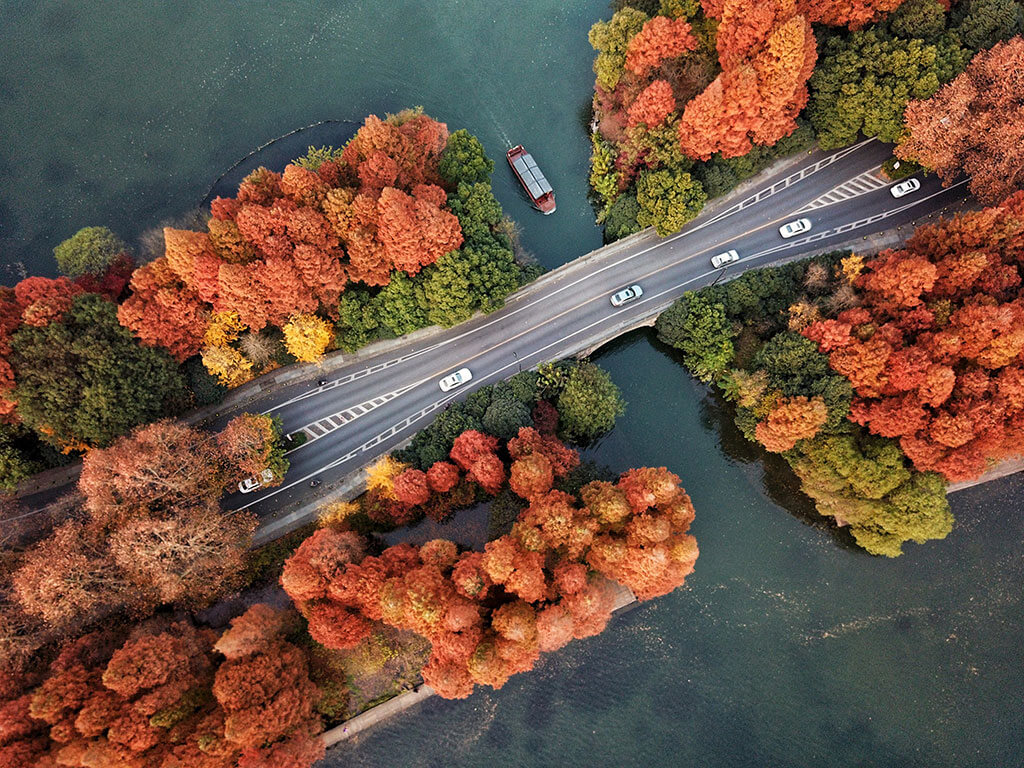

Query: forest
left=0, top=361, right=702, bottom=768
left=0, top=109, right=535, bottom=492
left=656, top=192, right=1024, bottom=555
left=588, top=0, right=1024, bottom=239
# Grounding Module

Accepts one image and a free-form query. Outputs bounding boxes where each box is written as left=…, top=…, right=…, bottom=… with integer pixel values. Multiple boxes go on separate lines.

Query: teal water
left=1, top=3, right=1021, bottom=766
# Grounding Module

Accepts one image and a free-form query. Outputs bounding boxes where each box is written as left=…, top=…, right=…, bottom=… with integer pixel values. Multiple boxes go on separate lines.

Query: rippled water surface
left=1, top=4, right=1021, bottom=766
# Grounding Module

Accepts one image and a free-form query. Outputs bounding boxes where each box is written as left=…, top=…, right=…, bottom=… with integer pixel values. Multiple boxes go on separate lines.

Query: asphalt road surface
left=17, top=139, right=972, bottom=529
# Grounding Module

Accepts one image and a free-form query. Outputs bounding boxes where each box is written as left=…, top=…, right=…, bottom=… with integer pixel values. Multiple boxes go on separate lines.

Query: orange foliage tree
left=679, top=0, right=816, bottom=160
left=897, top=37, right=1024, bottom=205
left=281, top=427, right=698, bottom=700
left=627, top=79, right=677, bottom=129
left=754, top=395, right=829, bottom=452
left=0, top=607, right=324, bottom=768
left=625, top=16, right=698, bottom=77
left=802, top=193, right=1024, bottom=480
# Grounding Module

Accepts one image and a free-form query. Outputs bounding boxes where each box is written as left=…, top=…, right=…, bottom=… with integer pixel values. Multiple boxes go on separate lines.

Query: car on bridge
left=711, top=249, right=740, bottom=268
left=779, top=218, right=812, bottom=238
left=889, top=178, right=921, bottom=198
left=610, top=284, right=643, bottom=307
left=238, top=468, right=276, bottom=494
left=439, top=367, right=473, bottom=392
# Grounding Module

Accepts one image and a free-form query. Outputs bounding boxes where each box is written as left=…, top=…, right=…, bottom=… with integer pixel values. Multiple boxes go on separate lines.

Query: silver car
left=610, top=284, right=643, bottom=307
left=711, top=249, right=740, bottom=268
left=238, top=468, right=276, bottom=494
left=439, top=367, right=473, bottom=392
left=889, top=178, right=921, bottom=198
left=779, top=218, right=812, bottom=239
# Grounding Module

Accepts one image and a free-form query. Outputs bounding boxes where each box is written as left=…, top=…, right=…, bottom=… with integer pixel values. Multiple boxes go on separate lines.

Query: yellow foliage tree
left=283, top=313, right=333, bottom=363
left=201, top=344, right=254, bottom=388
left=841, top=254, right=865, bottom=284
left=365, top=455, right=409, bottom=501
left=318, top=500, right=361, bottom=528
left=204, top=311, right=246, bottom=347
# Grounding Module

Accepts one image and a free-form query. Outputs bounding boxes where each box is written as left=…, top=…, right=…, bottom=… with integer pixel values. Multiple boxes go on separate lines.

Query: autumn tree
left=754, top=395, right=829, bottom=452
left=118, top=257, right=208, bottom=362
left=625, top=15, right=699, bottom=76
left=627, top=79, right=677, bottom=129
left=78, top=418, right=225, bottom=526
left=897, top=37, right=1024, bottom=203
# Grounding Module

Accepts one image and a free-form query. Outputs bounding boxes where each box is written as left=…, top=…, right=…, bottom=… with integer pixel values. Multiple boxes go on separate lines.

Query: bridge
left=19, top=139, right=971, bottom=536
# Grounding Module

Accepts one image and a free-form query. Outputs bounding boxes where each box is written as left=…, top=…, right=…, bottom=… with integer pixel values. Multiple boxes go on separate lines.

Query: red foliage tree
left=625, top=16, right=698, bottom=77
left=117, top=257, right=207, bottom=362
left=804, top=195, right=1024, bottom=480
left=14, top=276, right=84, bottom=328
left=449, top=430, right=500, bottom=471
left=393, top=468, right=431, bottom=506
left=426, top=460, right=461, bottom=493
left=898, top=38, right=1024, bottom=204
left=627, top=79, right=677, bottom=129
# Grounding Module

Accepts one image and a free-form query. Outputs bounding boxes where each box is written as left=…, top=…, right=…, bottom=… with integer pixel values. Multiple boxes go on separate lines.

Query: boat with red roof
left=507, top=145, right=556, bottom=215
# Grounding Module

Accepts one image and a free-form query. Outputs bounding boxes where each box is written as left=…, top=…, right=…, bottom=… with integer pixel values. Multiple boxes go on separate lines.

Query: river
left=1, top=3, right=1020, bottom=766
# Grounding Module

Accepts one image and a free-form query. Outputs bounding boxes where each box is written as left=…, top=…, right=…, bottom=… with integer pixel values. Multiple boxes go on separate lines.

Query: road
left=18, top=139, right=972, bottom=528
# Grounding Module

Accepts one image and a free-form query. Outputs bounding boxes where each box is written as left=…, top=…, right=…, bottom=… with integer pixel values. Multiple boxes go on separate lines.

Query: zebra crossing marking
left=797, top=170, right=890, bottom=213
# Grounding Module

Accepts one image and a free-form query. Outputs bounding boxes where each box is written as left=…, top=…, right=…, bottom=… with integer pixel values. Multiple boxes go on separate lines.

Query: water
left=2, top=4, right=1021, bottom=766
left=0, top=0, right=604, bottom=281
left=326, top=332, right=1024, bottom=768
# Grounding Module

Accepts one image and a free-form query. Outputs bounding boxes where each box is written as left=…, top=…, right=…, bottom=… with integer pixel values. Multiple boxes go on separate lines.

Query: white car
left=711, top=249, right=740, bottom=269
left=439, top=367, right=473, bottom=392
left=610, top=284, right=643, bottom=307
left=779, top=218, right=812, bottom=239
left=889, top=178, right=921, bottom=198
left=238, top=468, right=275, bottom=494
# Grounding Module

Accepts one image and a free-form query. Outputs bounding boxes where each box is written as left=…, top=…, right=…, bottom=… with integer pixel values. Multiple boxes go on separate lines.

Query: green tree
left=420, top=243, right=520, bottom=327
left=589, top=7, right=649, bottom=91
left=635, top=168, right=706, bottom=236
left=293, top=145, right=344, bottom=171
left=335, top=288, right=380, bottom=353
left=10, top=294, right=186, bottom=449
left=447, top=182, right=505, bottom=247
left=183, top=355, right=228, bottom=407
left=808, top=29, right=969, bottom=148
left=888, top=0, right=948, bottom=40
left=376, top=271, right=428, bottom=337
left=603, top=193, right=642, bottom=242
left=556, top=361, right=625, bottom=443
left=752, top=332, right=830, bottom=396
left=53, top=226, right=126, bottom=278
left=951, top=0, right=1024, bottom=51
left=655, top=292, right=735, bottom=382
left=482, top=395, right=533, bottom=440
left=0, top=424, right=40, bottom=491
left=439, top=129, right=494, bottom=187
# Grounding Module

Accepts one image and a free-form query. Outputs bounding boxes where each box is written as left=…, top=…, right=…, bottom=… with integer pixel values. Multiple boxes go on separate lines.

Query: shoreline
left=321, top=581, right=639, bottom=747
left=317, top=458, right=1024, bottom=751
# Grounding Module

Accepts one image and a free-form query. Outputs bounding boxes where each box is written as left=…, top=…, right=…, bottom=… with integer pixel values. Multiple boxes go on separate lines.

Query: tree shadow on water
left=649, top=334, right=863, bottom=554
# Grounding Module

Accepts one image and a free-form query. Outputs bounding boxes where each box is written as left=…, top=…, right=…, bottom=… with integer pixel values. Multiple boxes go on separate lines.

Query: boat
left=507, top=145, right=556, bottom=214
